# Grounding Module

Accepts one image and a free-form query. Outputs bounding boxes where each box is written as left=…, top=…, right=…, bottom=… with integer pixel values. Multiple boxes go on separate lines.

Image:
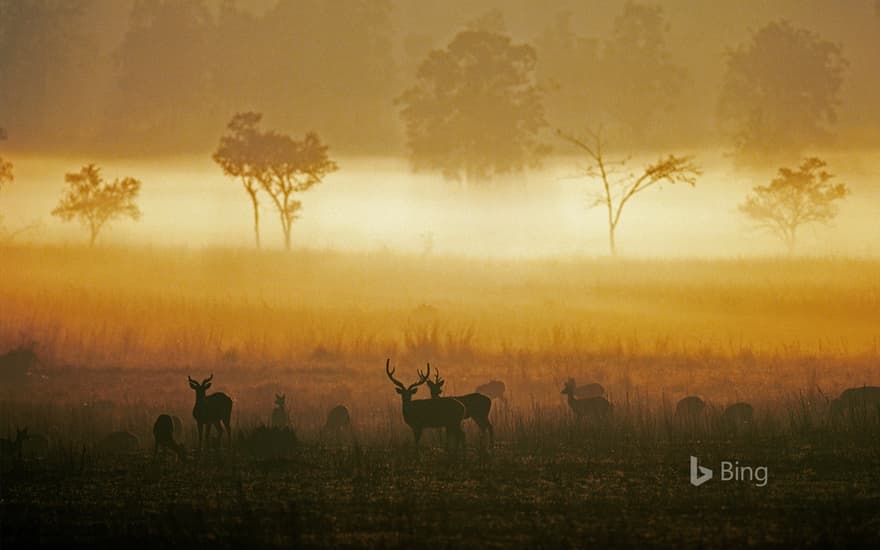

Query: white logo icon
left=690, top=455, right=713, bottom=486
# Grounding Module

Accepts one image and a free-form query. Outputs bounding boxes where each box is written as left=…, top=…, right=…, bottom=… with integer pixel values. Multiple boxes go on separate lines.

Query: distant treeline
left=0, top=0, right=878, bottom=156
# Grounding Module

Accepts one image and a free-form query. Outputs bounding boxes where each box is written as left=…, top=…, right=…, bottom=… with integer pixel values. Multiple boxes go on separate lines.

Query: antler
left=202, top=374, right=214, bottom=385
left=188, top=376, right=197, bottom=384
left=417, top=363, right=431, bottom=383
left=433, top=368, right=442, bottom=384
left=386, top=358, right=405, bottom=390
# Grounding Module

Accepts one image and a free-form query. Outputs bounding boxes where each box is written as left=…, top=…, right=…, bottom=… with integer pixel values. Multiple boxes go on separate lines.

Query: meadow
left=1, top=244, right=880, bottom=547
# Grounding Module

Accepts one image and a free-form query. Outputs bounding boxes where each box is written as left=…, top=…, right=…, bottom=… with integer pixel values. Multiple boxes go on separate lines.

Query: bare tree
left=558, top=128, right=701, bottom=256
left=738, top=157, right=849, bottom=254
left=213, top=112, right=264, bottom=248
left=51, top=164, right=141, bottom=246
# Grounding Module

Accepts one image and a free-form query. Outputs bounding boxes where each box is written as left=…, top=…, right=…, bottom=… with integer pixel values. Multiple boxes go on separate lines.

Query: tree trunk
left=282, top=217, right=292, bottom=251
left=248, top=191, right=261, bottom=249
left=786, top=227, right=797, bottom=255
left=89, top=225, right=98, bottom=247
left=608, top=223, right=617, bottom=257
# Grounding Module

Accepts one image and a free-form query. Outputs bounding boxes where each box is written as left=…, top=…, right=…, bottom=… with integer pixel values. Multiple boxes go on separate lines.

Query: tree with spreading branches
left=738, top=157, right=849, bottom=254
left=213, top=112, right=265, bottom=248
left=558, top=128, right=701, bottom=256
left=51, top=164, right=141, bottom=246
left=255, top=130, right=337, bottom=250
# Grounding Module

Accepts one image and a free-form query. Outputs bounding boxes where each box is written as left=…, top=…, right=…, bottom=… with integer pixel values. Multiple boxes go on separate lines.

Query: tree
left=397, top=29, right=549, bottom=184
left=738, top=158, right=849, bottom=254
left=213, top=112, right=264, bottom=248
left=558, top=128, right=701, bottom=256
left=214, top=113, right=337, bottom=250
left=255, top=130, right=337, bottom=251
left=51, top=165, right=141, bottom=246
left=599, top=2, right=685, bottom=141
left=718, top=21, right=847, bottom=162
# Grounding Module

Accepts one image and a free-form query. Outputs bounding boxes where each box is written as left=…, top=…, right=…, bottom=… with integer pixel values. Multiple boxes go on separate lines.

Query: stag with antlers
left=425, top=365, right=494, bottom=447
left=188, top=374, right=233, bottom=452
left=385, top=358, right=466, bottom=450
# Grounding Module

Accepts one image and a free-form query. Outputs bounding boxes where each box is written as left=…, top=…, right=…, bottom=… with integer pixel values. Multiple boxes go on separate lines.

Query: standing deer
left=153, top=414, right=186, bottom=462
left=561, top=379, right=612, bottom=421
left=0, top=428, right=28, bottom=462
left=271, top=394, right=289, bottom=428
left=426, top=365, right=494, bottom=447
left=385, top=358, right=466, bottom=450
left=188, top=374, right=233, bottom=452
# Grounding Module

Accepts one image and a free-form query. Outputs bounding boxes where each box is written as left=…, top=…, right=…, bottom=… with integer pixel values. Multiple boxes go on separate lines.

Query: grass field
left=2, top=244, right=880, bottom=546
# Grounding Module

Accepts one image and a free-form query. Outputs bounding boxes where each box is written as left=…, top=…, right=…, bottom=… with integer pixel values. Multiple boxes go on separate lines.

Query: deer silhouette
left=426, top=365, right=494, bottom=447
left=385, top=358, right=465, bottom=450
left=271, top=394, right=289, bottom=428
left=153, top=414, right=186, bottom=462
left=561, top=379, right=612, bottom=421
left=674, top=396, right=706, bottom=420
left=573, top=382, right=605, bottom=399
left=324, top=405, right=351, bottom=433
left=188, top=374, right=233, bottom=452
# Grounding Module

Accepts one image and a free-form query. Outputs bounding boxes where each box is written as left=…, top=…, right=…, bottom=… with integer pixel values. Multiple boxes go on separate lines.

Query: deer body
left=385, top=359, right=465, bottom=449
left=831, top=386, right=880, bottom=418
left=675, top=396, right=706, bottom=420
left=324, top=405, right=351, bottom=433
left=189, top=375, right=233, bottom=452
left=573, top=382, right=605, bottom=399
left=428, top=367, right=494, bottom=446
left=153, top=414, right=186, bottom=462
left=561, top=379, right=612, bottom=421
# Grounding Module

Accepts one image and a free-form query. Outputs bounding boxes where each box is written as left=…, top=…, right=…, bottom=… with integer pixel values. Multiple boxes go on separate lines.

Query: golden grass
left=1, top=244, right=878, bottom=412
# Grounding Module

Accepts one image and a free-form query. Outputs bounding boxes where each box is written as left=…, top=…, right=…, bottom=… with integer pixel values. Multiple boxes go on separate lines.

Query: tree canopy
left=397, top=29, right=549, bottom=183
left=718, top=20, right=847, bottom=162
left=739, top=157, right=849, bottom=253
left=51, top=164, right=142, bottom=246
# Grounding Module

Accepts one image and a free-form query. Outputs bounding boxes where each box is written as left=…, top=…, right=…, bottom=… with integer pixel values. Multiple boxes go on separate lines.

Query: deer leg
left=221, top=418, right=231, bottom=448
left=197, top=423, right=204, bottom=453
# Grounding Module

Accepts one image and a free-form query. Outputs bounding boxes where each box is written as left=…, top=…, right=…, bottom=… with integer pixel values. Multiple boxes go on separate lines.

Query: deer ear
left=189, top=381, right=199, bottom=389
left=204, top=382, right=212, bottom=390
left=412, top=387, right=418, bottom=394
left=395, top=387, right=404, bottom=394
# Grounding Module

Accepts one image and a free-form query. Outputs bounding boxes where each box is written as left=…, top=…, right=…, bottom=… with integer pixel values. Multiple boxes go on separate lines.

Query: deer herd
left=3, top=358, right=880, bottom=465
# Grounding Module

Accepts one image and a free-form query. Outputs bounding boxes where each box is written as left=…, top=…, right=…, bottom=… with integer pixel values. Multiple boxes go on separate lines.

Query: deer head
left=425, top=364, right=445, bottom=398
left=561, top=378, right=577, bottom=395
left=188, top=374, right=213, bottom=399
left=275, top=394, right=286, bottom=408
left=386, top=358, right=429, bottom=402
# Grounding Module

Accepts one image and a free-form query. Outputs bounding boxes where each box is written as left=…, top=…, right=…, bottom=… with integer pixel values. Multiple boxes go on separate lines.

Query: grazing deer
left=271, top=394, right=289, bottom=428
left=475, top=380, right=506, bottom=400
left=561, top=379, right=612, bottom=421
left=188, top=374, right=233, bottom=452
left=98, top=431, right=139, bottom=454
left=426, top=365, right=494, bottom=447
left=324, top=405, right=351, bottom=434
left=385, top=358, right=466, bottom=450
left=0, top=428, right=28, bottom=461
left=674, top=396, right=706, bottom=425
left=574, top=382, right=605, bottom=399
left=830, top=386, right=880, bottom=419
left=721, top=402, right=754, bottom=427
left=153, top=414, right=186, bottom=462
